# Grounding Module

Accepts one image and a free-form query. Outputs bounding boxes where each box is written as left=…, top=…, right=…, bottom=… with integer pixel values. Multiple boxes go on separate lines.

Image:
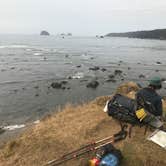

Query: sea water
left=0, top=35, right=166, bottom=128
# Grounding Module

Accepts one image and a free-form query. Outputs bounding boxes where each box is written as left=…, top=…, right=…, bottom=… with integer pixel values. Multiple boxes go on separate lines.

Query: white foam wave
left=0, top=45, right=28, bottom=49
left=3, top=124, right=25, bottom=131
left=34, top=52, right=43, bottom=56
left=26, top=48, right=32, bottom=51
left=34, top=120, right=40, bottom=124
left=72, top=72, right=84, bottom=79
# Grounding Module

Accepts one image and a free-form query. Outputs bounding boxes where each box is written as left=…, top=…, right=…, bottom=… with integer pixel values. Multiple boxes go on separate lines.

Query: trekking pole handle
left=114, top=130, right=127, bottom=142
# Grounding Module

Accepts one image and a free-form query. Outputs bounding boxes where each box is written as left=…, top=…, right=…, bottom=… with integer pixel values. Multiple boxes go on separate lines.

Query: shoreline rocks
left=89, top=66, right=100, bottom=71
left=114, top=70, right=123, bottom=75
left=51, top=81, right=69, bottom=90
left=86, top=80, right=99, bottom=89
left=51, top=82, right=62, bottom=89
left=139, top=74, right=145, bottom=78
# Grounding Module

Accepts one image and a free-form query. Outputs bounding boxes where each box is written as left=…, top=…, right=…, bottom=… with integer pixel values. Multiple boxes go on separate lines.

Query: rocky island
left=106, top=28, right=166, bottom=40
left=40, top=30, right=50, bottom=36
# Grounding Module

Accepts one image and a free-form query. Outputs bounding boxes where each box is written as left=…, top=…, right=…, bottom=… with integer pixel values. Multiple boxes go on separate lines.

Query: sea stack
left=40, top=30, right=50, bottom=36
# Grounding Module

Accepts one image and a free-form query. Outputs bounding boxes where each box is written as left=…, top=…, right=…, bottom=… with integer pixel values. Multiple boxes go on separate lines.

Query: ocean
left=0, top=35, right=166, bottom=129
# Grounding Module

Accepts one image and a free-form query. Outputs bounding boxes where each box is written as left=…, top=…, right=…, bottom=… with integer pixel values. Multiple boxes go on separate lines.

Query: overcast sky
left=0, top=0, right=166, bottom=35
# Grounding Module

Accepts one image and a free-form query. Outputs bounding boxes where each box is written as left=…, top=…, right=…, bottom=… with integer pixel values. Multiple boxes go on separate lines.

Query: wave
left=0, top=45, right=29, bottom=49
left=1, top=120, right=40, bottom=131
left=3, top=124, right=25, bottom=131
left=33, top=52, right=43, bottom=56
left=72, top=72, right=84, bottom=79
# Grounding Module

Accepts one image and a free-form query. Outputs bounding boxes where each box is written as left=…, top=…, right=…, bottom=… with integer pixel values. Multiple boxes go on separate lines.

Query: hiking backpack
left=107, top=94, right=140, bottom=124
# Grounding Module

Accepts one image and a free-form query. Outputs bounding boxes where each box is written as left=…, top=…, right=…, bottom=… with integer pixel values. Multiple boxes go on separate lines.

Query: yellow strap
left=136, top=108, right=147, bottom=121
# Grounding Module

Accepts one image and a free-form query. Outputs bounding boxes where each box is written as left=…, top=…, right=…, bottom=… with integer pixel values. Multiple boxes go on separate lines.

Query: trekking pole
left=49, top=140, right=115, bottom=166
left=44, top=128, right=127, bottom=166
left=59, top=135, right=114, bottom=158
left=45, top=135, right=114, bottom=166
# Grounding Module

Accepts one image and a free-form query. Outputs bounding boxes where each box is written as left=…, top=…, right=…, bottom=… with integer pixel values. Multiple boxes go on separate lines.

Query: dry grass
left=0, top=82, right=165, bottom=166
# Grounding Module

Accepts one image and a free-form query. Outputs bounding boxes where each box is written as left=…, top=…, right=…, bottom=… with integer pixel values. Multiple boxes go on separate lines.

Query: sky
left=0, top=0, right=166, bottom=36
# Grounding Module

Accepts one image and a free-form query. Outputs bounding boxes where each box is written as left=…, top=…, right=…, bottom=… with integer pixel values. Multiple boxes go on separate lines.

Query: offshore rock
left=40, top=31, right=50, bottom=36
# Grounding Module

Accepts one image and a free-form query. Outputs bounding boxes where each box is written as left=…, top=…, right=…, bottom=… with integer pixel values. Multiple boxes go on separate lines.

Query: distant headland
left=105, top=28, right=166, bottom=40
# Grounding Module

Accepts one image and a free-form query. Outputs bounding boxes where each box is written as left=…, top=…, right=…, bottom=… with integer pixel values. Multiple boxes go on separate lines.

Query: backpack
left=107, top=94, right=140, bottom=124
left=98, top=143, right=122, bottom=160
left=136, top=92, right=157, bottom=115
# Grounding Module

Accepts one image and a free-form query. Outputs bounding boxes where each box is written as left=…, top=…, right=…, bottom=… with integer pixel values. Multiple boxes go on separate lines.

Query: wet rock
left=86, top=80, right=99, bottom=89
left=67, top=76, right=72, bottom=80
left=108, top=74, right=115, bottom=79
left=35, top=94, right=39, bottom=97
left=80, top=79, right=88, bottom=82
left=89, top=66, right=100, bottom=71
left=156, top=61, right=162, bottom=64
left=114, top=70, right=123, bottom=75
left=0, top=128, right=5, bottom=135
left=101, top=68, right=107, bottom=72
left=65, top=54, right=69, bottom=58
left=51, top=82, right=62, bottom=89
left=61, top=80, right=68, bottom=85
left=34, top=86, right=39, bottom=89
left=139, top=74, right=145, bottom=78
left=13, top=89, right=18, bottom=93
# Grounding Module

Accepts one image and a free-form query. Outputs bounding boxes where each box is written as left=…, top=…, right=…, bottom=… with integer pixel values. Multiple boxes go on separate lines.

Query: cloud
left=0, top=0, right=166, bottom=35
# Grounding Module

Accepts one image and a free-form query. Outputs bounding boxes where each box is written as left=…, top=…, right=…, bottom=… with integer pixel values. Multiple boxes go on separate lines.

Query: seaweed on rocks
left=86, top=80, right=99, bottom=89
left=51, top=82, right=62, bottom=89
left=114, top=70, right=123, bottom=75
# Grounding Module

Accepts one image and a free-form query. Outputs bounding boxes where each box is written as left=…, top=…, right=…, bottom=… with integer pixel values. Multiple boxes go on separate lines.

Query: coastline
left=1, top=36, right=166, bottom=127
left=0, top=82, right=165, bottom=166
